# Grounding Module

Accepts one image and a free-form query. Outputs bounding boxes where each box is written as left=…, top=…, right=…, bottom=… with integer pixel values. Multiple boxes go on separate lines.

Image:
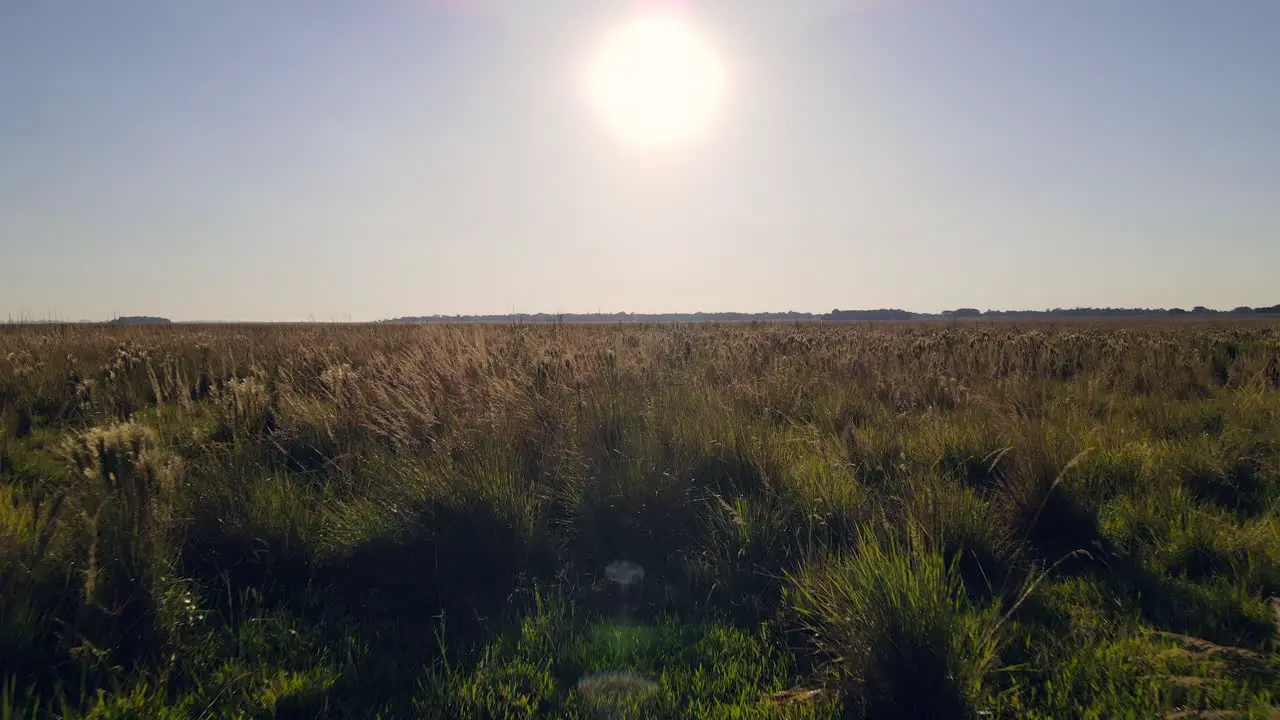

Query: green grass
left=1, top=321, right=1278, bottom=718
left=784, top=524, right=1006, bottom=719
left=420, top=596, right=834, bottom=719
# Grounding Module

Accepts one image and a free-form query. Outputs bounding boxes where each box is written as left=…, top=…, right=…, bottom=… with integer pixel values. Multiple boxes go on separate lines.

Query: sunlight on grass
left=1, top=322, right=1278, bottom=717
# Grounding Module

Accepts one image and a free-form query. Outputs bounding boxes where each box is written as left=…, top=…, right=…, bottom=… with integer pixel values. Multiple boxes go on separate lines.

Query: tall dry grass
left=0, top=320, right=1277, bottom=717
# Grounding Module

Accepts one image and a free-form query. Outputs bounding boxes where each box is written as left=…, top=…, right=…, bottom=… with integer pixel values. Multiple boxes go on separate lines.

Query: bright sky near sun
left=2, top=0, right=1279, bottom=321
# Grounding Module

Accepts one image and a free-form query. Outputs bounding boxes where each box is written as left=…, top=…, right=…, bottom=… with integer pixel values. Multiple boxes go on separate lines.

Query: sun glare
left=587, top=14, right=726, bottom=148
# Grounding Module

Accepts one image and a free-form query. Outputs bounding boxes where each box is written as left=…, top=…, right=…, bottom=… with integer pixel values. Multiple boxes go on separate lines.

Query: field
left=2, top=321, right=1279, bottom=718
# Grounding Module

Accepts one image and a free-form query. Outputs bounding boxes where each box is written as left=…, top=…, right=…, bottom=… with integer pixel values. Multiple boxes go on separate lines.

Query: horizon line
left=5, top=303, right=1280, bottom=325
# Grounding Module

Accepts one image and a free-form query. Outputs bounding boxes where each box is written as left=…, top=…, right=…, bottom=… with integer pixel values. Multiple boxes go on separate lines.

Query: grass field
left=2, top=321, right=1279, bottom=718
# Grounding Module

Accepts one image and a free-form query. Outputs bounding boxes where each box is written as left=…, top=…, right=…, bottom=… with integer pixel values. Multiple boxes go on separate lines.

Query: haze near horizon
left=2, top=0, right=1278, bottom=322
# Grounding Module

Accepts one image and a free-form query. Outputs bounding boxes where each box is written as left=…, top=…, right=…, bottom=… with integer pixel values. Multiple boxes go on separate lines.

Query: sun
left=587, top=13, right=726, bottom=148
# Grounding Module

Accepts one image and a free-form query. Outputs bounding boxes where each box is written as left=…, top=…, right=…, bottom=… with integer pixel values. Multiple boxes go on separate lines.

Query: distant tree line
left=11, top=307, right=1278, bottom=327
left=383, top=311, right=818, bottom=324
left=109, top=316, right=172, bottom=325
left=3, top=316, right=174, bottom=325
left=382, top=305, right=1280, bottom=324
left=977, top=306, right=1280, bottom=318
left=826, top=309, right=918, bottom=321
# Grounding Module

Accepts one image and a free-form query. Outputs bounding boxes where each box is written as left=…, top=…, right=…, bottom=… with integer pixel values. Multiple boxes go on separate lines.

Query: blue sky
left=2, top=0, right=1278, bottom=321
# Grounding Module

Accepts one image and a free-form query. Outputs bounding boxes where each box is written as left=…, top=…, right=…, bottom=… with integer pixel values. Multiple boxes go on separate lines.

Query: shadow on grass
left=1184, top=458, right=1273, bottom=520
left=563, top=481, right=707, bottom=619
left=691, top=451, right=768, bottom=499
left=178, top=495, right=558, bottom=716
left=1122, top=564, right=1277, bottom=650
left=1009, top=481, right=1273, bottom=652
left=1017, top=551, right=1275, bottom=654
left=312, top=499, right=558, bottom=713
left=1024, top=485, right=1109, bottom=568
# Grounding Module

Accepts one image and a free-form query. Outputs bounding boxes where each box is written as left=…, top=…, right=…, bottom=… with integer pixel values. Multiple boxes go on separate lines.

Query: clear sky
left=3, top=0, right=1278, bottom=321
